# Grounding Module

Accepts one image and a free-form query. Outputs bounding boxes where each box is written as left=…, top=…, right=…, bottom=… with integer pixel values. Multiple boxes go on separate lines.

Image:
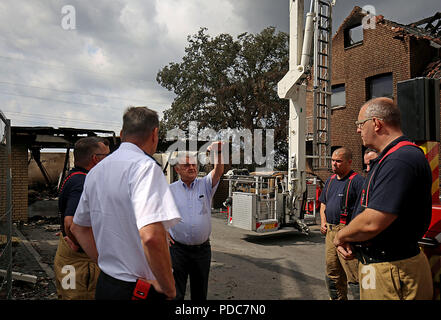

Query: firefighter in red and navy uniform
left=54, top=136, right=109, bottom=299
left=319, top=147, right=364, bottom=300
left=334, top=97, right=433, bottom=300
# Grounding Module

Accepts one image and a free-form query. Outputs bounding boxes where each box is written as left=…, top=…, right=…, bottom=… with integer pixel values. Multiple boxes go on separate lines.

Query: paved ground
left=2, top=209, right=336, bottom=300
left=208, top=212, right=329, bottom=300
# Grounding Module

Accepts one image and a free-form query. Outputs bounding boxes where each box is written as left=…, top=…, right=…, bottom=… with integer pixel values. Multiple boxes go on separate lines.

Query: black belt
left=172, top=238, right=210, bottom=249
left=100, top=271, right=136, bottom=289
left=353, top=244, right=420, bottom=264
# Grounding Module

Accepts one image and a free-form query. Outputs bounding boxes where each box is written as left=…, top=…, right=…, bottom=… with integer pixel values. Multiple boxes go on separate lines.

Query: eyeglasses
left=355, top=117, right=383, bottom=129
left=94, top=153, right=109, bottom=158
left=179, top=163, right=197, bottom=169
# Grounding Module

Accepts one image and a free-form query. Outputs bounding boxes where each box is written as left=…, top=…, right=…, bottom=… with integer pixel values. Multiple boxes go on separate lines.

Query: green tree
left=157, top=27, right=289, bottom=169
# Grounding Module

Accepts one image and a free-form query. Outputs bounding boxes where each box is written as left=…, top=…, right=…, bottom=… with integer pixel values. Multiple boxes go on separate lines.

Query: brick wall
left=307, top=20, right=419, bottom=182
left=11, top=144, right=28, bottom=222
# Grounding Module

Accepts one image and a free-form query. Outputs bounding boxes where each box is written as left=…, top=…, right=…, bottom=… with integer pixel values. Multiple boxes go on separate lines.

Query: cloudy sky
left=0, top=0, right=439, bottom=135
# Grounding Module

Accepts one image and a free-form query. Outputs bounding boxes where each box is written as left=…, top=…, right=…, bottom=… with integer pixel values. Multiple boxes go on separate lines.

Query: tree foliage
left=157, top=27, right=289, bottom=168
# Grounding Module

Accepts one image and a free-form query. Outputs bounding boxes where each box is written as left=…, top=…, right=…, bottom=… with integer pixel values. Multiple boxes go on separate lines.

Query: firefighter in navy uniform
left=334, top=97, right=433, bottom=300
left=54, top=136, right=109, bottom=299
left=319, top=147, right=364, bottom=300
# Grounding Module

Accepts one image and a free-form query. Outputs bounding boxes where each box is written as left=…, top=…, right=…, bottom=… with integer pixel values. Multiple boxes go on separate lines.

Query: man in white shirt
left=71, top=106, right=181, bottom=300
left=168, top=142, right=224, bottom=300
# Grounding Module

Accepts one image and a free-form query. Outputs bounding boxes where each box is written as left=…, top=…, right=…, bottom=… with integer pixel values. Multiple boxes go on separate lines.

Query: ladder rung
left=318, top=26, right=330, bottom=31
left=318, top=14, right=330, bottom=20
left=317, top=77, right=330, bottom=82
left=318, top=39, right=329, bottom=44
left=318, top=52, right=328, bottom=56
left=319, top=1, right=331, bottom=6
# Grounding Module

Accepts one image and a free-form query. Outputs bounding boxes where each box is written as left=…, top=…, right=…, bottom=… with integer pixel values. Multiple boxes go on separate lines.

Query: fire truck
left=225, top=0, right=333, bottom=235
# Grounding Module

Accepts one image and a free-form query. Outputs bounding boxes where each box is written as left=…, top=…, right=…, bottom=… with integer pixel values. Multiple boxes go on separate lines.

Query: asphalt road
left=207, top=214, right=330, bottom=300
left=13, top=209, right=333, bottom=300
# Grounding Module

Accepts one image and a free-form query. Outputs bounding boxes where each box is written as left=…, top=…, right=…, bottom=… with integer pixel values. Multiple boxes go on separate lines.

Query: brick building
left=308, top=7, right=441, bottom=182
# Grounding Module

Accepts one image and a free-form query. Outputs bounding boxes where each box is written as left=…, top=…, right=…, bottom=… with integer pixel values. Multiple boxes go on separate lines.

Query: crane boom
left=278, top=0, right=334, bottom=232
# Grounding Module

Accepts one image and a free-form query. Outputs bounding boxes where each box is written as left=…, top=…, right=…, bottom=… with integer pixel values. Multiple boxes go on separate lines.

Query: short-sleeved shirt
left=353, top=136, right=432, bottom=249
left=168, top=174, right=219, bottom=245
left=319, top=171, right=364, bottom=225
left=58, top=167, right=88, bottom=237
left=73, top=142, right=181, bottom=282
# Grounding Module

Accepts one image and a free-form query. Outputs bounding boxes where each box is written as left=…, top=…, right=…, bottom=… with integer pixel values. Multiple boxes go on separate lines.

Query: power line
left=0, top=80, right=165, bottom=105
left=9, top=117, right=119, bottom=132
left=4, top=110, right=121, bottom=127
left=9, top=116, right=120, bottom=132
left=0, top=90, right=126, bottom=111
left=0, top=54, right=157, bottom=84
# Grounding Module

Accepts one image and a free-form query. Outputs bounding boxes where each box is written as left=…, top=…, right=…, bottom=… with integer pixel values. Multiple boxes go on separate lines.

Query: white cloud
left=155, top=0, right=247, bottom=50
left=0, top=0, right=439, bottom=134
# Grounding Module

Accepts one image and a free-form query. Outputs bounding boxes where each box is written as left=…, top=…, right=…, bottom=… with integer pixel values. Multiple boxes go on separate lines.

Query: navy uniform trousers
left=170, top=239, right=211, bottom=301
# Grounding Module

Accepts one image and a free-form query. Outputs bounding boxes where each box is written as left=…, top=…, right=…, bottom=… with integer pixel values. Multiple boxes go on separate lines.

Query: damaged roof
left=12, top=126, right=118, bottom=150
left=423, top=58, right=441, bottom=80
left=336, top=6, right=441, bottom=45
left=336, top=7, right=441, bottom=80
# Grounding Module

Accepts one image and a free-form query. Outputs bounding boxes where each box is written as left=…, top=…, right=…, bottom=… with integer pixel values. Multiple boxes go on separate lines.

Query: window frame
left=344, top=24, right=364, bottom=48
left=331, top=83, right=346, bottom=109
left=366, top=73, right=394, bottom=100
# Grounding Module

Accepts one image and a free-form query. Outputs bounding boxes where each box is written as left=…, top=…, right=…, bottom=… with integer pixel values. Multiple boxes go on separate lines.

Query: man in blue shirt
left=168, top=141, right=224, bottom=300
left=319, top=147, right=364, bottom=300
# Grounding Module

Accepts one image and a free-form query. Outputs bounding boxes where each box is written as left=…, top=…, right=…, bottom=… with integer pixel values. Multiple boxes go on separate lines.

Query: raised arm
left=208, top=141, right=225, bottom=187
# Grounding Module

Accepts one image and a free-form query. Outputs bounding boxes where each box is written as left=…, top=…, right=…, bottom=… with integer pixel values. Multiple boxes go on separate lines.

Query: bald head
left=363, top=97, right=401, bottom=129
left=331, top=147, right=353, bottom=178
left=333, top=147, right=352, bottom=161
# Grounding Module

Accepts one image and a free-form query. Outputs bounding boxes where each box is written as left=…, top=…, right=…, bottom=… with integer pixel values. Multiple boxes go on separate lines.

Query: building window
left=344, top=24, right=363, bottom=48
left=366, top=73, right=393, bottom=100
left=331, top=84, right=346, bottom=109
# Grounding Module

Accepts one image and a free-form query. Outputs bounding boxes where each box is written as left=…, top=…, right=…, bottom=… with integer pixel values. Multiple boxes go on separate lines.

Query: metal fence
left=0, top=110, right=12, bottom=299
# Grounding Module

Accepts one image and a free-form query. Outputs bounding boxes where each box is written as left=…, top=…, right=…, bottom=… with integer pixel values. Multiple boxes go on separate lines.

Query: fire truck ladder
left=312, top=0, right=332, bottom=170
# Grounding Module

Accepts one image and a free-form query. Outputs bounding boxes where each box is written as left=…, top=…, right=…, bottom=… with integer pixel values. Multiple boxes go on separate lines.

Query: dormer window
left=344, top=24, right=363, bottom=48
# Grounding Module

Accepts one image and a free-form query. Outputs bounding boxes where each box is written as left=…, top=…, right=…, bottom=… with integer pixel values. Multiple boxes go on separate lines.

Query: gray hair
left=122, top=106, right=159, bottom=141
left=364, top=97, right=401, bottom=128
left=172, top=151, right=198, bottom=166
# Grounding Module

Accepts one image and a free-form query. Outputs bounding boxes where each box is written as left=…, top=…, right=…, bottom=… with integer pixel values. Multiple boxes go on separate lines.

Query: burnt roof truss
left=409, top=12, right=441, bottom=39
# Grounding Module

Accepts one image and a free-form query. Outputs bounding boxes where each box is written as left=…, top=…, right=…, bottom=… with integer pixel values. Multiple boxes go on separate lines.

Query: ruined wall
left=307, top=21, right=415, bottom=182
left=28, top=151, right=73, bottom=187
